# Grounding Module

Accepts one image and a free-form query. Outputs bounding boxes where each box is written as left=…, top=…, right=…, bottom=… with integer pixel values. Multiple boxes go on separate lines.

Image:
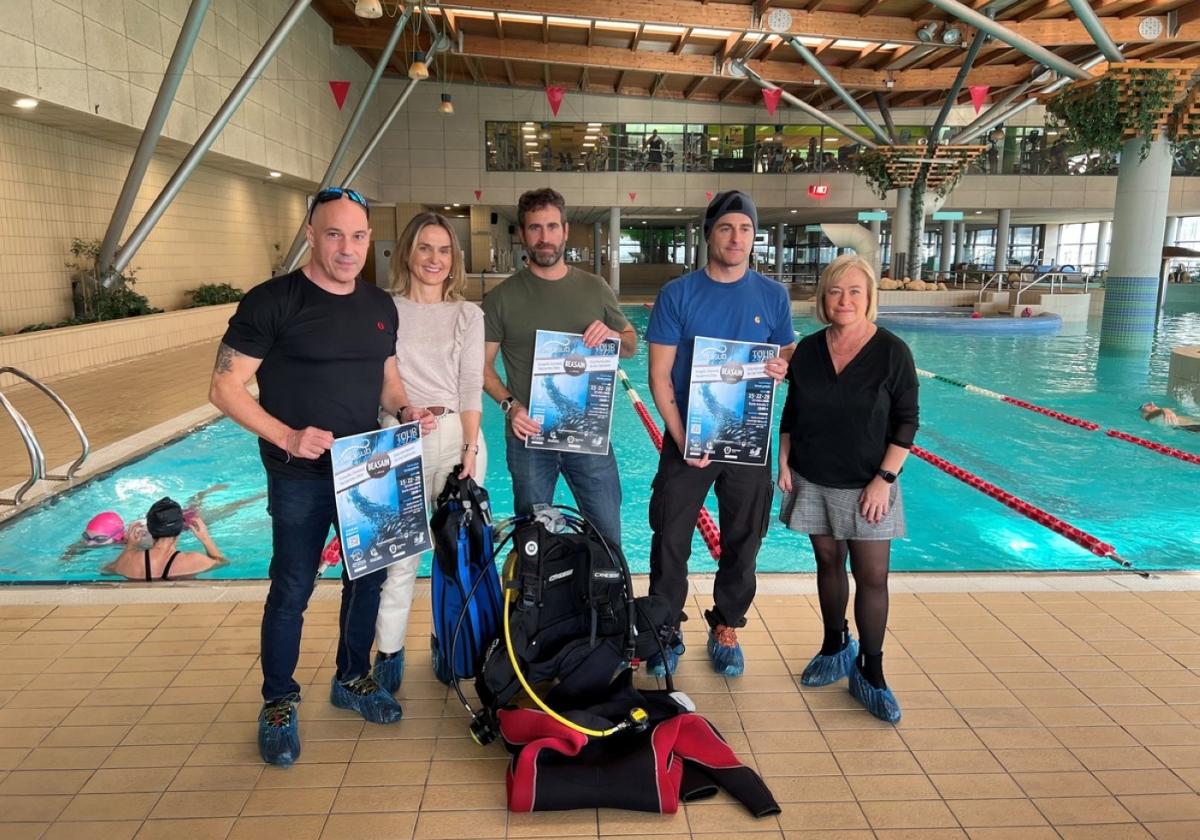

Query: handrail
left=0, top=366, right=90, bottom=482
left=1015, top=271, right=1073, bottom=306
left=976, top=271, right=1009, bottom=302
left=0, top=390, right=45, bottom=506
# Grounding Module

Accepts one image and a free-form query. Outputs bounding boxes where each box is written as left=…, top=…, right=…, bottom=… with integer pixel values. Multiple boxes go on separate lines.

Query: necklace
left=827, top=324, right=874, bottom=358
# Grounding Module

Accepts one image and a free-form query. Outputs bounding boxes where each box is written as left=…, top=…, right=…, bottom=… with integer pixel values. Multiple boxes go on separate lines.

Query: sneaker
left=647, top=634, right=685, bottom=678
left=800, top=634, right=860, bottom=687
left=848, top=665, right=902, bottom=724
left=373, top=648, right=406, bottom=694
left=330, top=674, right=403, bottom=724
left=707, top=624, right=745, bottom=678
left=258, top=695, right=300, bottom=767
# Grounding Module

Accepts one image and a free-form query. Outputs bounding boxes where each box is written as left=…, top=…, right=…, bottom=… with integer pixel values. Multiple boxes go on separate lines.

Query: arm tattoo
left=214, top=342, right=242, bottom=375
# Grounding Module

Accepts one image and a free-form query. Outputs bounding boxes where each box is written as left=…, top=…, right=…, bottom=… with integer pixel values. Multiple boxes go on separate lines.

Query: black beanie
left=146, top=497, right=185, bottom=539
left=703, top=190, right=759, bottom=240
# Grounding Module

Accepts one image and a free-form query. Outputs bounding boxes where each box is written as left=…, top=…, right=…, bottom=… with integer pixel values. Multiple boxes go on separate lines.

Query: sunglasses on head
left=308, top=187, right=369, bottom=222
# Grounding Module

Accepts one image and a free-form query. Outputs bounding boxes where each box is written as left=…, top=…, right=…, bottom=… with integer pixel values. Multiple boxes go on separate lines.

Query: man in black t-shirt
left=211, top=188, right=433, bottom=768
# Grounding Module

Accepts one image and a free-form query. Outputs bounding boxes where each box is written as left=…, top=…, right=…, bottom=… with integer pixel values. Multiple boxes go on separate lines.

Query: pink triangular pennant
left=761, top=87, right=783, bottom=116
left=628, top=192, right=636, bottom=202
left=328, top=80, right=350, bottom=110
left=545, top=85, right=566, bottom=116
left=473, top=189, right=482, bottom=201
left=969, top=85, right=989, bottom=114
left=705, top=191, right=713, bottom=201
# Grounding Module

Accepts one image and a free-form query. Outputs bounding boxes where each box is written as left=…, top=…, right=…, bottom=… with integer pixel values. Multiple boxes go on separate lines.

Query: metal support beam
left=737, top=62, right=880, bottom=149
left=929, top=23, right=989, bottom=147
left=946, top=78, right=1033, bottom=144
left=113, top=0, right=313, bottom=274
left=1066, top=0, right=1124, bottom=62
left=784, top=36, right=891, bottom=144
left=280, top=7, right=413, bottom=273
left=950, top=52, right=1105, bottom=144
left=922, top=0, right=1091, bottom=80
left=285, top=80, right=419, bottom=272
left=97, top=0, right=210, bottom=276
left=873, top=92, right=898, bottom=143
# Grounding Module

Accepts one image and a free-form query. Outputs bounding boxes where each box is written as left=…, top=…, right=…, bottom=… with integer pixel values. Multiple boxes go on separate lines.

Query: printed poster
left=684, top=336, right=779, bottom=466
left=525, top=329, right=619, bottom=455
left=331, top=422, right=430, bottom=580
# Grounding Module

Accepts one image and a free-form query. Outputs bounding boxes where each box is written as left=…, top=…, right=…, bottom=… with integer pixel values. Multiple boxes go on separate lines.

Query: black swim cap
left=146, top=497, right=185, bottom=539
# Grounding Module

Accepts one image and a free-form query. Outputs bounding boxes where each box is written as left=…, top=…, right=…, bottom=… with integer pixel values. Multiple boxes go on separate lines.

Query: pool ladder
left=0, top=367, right=90, bottom=507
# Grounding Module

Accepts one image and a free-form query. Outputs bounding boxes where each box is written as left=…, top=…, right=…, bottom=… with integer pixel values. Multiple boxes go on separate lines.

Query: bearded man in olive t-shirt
left=483, top=188, right=637, bottom=545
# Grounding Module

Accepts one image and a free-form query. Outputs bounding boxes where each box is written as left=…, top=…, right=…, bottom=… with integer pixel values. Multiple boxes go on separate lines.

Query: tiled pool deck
left=5, top=582, right=1200, bottom=839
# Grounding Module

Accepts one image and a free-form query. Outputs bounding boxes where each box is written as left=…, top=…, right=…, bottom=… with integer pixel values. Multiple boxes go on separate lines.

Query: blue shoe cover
left=707, top=625, right=745, bottom=677
left=848, top=666, right=902, bottom=724
left=800, top=634, right=859, bottom=687
left=647, top=635, right=685, bottom=678
left=373, top=648, right=406, bottom=694
left=258, top=696, right=300, bottom=767
left=330, top=675, right=403, bottom=724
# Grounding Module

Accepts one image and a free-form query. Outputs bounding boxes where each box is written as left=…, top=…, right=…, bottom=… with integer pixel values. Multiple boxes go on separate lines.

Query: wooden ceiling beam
left=650, top=72, right=667, bottom=97
left=334, top=27, right=1033, bottom=92
left=631, top=23, right=645, bottom=51
left=675, top=27, right=693, bottom=55
left=400, top=1, right=1199, bottom=46
left=684, top=76, right=707, bottom=98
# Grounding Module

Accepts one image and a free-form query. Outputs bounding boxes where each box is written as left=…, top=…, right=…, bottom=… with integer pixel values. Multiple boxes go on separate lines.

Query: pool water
left=2, top=306, right=1198, bottom=582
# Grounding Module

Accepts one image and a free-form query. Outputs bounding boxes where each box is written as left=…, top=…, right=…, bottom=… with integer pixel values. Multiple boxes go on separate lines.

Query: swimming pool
left=2, top=305, right=1198, bottom=581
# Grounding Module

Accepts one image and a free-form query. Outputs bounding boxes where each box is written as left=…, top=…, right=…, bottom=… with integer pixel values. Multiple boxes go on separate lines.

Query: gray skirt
left=778, top=470, right=906, bottom=540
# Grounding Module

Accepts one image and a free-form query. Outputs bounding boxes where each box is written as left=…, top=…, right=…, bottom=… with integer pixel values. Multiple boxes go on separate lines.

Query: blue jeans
left=260, top=475, right=387, bottom=703
left=505, top=435, right=622, bottom=546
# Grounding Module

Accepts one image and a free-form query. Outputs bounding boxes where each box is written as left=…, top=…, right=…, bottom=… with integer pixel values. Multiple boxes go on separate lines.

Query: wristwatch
left=876, top=468, right=898, bottom=484
left=499, top=396, right=518, bottom=416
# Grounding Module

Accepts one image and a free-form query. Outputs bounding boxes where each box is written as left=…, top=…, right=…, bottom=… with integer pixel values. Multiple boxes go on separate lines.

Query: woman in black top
left=778, top=254, right=918, bottom=723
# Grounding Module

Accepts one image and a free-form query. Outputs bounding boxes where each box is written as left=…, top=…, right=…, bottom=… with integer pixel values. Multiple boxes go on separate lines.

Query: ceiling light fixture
left=14, top=97, right=38, bottom=109
left=408, top=51, right=429, bottom=80
left=439, top=93, right=454, bottom=114
left=268, top=171, right=282, bottom=178
left=354, top=0, right=383, bottom=18
left=941, top=26, right=963, bottom=46
left=916, top=21, right=939, bottom=43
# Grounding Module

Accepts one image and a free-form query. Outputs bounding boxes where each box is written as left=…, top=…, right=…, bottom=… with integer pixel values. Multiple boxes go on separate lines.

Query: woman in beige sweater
left=373, top=212, right=487, bottom=694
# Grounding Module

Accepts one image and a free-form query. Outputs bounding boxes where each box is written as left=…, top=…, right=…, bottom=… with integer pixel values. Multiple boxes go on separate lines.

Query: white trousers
left=375, top=412, right=488, bottom=654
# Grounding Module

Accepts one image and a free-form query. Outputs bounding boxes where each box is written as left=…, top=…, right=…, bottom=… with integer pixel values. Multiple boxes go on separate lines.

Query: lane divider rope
left=911, top=444, right=1143, bottom=576
left=917, top=368, right=1197, bottom=465
left=617, top=369, right=722, bottom=560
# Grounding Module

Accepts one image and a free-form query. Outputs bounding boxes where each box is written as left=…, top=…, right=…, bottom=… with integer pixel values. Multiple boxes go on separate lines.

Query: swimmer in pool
left=102, top=497, right=227, bottom=581
left=1141, top=402, right=1200, bottom=431
left=61, top=483, right=265, bottom=562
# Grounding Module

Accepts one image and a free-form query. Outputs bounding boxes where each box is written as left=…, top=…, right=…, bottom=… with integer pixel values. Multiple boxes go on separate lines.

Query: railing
left=0, top=367, right=90, bottom=506
left=976, top=271, right=1011, bottom=302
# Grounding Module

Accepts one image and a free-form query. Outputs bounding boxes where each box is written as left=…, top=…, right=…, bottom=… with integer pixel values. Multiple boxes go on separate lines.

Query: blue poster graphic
left=684, top=336, right=779, bottom=465
left=331, top=422, right=430, bottom=580
left=525, top=329, right=619, bottom=456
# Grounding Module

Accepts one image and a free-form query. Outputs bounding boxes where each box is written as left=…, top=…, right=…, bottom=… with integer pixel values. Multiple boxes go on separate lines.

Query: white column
left=608, top=206, right=621, bottom=293
left=1097, top=219, right=1112, bottom=269
left=592, top=221, right=602, bottom=275
left=774, top=223, right=785, bottom=279
left=685, top=222, right=694, bottom=269
left=995, top=208, right=1011, bottom=271
left=939, top=219, right=954, bottom=275
left=868, top=218, right=883, bottom=280
left=892, top=188, right=911, bottom=278
left=954, top=221, right=966, bottom=265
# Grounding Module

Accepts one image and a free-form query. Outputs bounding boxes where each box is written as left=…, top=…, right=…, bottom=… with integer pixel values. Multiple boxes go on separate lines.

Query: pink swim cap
left=84, top=511, right=126, bottom=544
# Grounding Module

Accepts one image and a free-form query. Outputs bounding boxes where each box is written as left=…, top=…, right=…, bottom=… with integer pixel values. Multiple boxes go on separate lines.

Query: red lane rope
left=911, top=445, right=1140, bottom=573
left=923, top=370, right=1196, bottom=466
left=1105, top=429, right=1200, bottom=466
left=617, top=370, right=722, bottom=560
left=999, top=396, right=1101, bottom=431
